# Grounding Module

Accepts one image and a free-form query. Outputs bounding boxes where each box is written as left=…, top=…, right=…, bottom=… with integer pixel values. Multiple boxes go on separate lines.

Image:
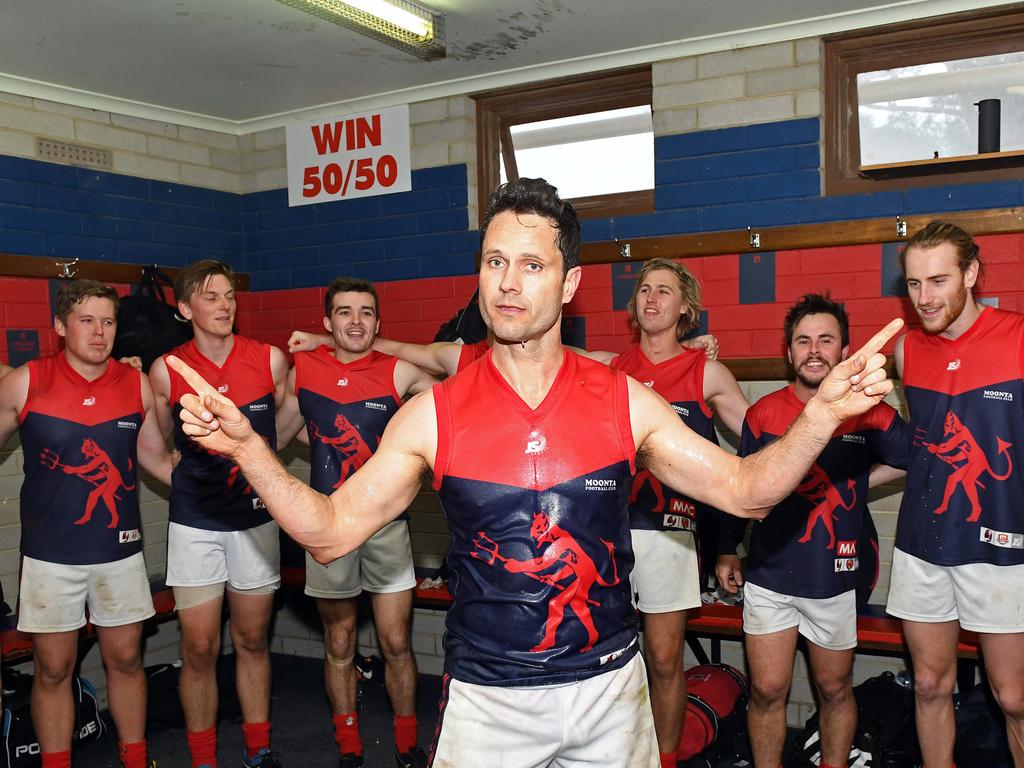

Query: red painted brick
left=6, top=304, right=54, bottom=328
left=853, top=271, right=880, bottom=299
left=611, top=310, right=635, bottom=336
left=566, top=286, right=610, bottom=314
left=382, top=277, right=455, bottom=302
left=704, top=254, right=739, bottom=280
left=581, top=263, right=612, bottom=288
left=260, top=288, right=318, bottom=311
left=700, top=279, right=737, bottom=307
left=975, top=234, right=1023, bottom=264
left=776, top=274, right=854, bottom=303
left=978, top=264, right=1024, bottom=293
left=570, top=311, right=616, bottom=338
left=843, top=297, right=912, bottom=326
left=452, top=274, right=479, bottom=297
left=380, top=301, right=423, bottom=323
left=710, top=303, right=788, bottom=333
left=799, top=244, right=879, bottom=275
left=713, top=330, right=752, bottom=358
left=584, top=335, right=630, bottom=355
left=775, top=251, right=801, bottom=276
left=380, top=320, right=434, bottom=345
left=750, top=329, right=786, bottom=358
left=247, top=309, right=293, bottom=332
left=421, top=297, right=465, bottom=322
left=290, top=307, right=324, bottom=330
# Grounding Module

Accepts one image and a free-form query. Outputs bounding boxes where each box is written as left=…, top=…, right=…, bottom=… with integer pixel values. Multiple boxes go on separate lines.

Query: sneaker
left=338, top=753, right=364, bottom=768
left=242, top=748, right=283, bottom=768
left=395, top=746, right=427, bottom=768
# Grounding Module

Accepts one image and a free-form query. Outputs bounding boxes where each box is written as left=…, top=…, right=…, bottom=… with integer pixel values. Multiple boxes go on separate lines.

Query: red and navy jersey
left=456, top=340, right=489, bottom=373
left=433, top=350, right=639, bottom=686
left=295, top=347, right=400, bottom=494
left=898, top=307, right=1024, bottom=566
left=720, top=385, right=909, bottom=598
left=611, top=345, right=720, bottom=533
left=19, top=355, right=144, bottom=565
left=166, top=336, right=277, bottom=531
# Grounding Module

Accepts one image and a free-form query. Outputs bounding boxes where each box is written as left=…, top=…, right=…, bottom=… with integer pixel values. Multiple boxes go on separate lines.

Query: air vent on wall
left=36, top=138, right=112, bottom=170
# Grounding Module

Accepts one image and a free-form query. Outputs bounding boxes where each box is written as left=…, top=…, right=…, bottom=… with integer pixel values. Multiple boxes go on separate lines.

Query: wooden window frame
left=823, top=3, right=1024, bottom=196
left=473, top=66, right=654, bottom=221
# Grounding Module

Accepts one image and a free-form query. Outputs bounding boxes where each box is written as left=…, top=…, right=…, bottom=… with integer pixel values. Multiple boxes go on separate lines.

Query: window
left=824, top=5, right=1024, bottom=195
left=474, top=67, right=653, bottom=220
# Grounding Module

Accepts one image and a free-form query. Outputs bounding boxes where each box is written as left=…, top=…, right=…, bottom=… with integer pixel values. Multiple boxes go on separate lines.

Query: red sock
left=393, top=714, right=418, bottom=753
left=119, top=740, right=148, bottom=768
left=659, top=750, right=678, bottom=768
left=333, top=712, right=362, bottom=756
left=187, top=727, right=218, bottom=768
left=242, top=721, right=271, bottom=759
left=41, top=752, right=72, bottom=768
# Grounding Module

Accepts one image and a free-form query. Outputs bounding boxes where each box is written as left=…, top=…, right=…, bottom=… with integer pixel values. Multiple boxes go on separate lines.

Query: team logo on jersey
left=585, top=478, right=616, bottom=492
left=117, top=420, right=138, bottom=430
left=248, top=403, right=269, bottom=411
left=309, top=413, right=372, bottom=487
left=947, top=359, right=961, bottom=371
left=796, top=464, right=856, bottom=551
left=983, top=390, right=1014, bottom=402
left=841, top=434, right=865, bottom=445
left=470, top=510, right=620, bottom=653
left=833, top=539, right=859, bottom=572
left=525, top=431, right=547, bottom=455
left=118, top=529, right=141, bottom=544
left=82, top=397, right=96, bottom=406
left=643, top=380, right=655, bottom=388
left=337, top=378, right=349, bottom=387
left=630, top=469, right=667, bottom=513
left=663, top=513, right=696, bottom=531
left=40, top=440, right=135, bottom=528
left=672, top=404, right=690, bottom=417
left=364, top=401, right=388, bottom=412
left=916, top=410, right=1012, bottom=523
left=980, top=526, right=1024, bottom=549
left=217, top=384, right=229, bottom=394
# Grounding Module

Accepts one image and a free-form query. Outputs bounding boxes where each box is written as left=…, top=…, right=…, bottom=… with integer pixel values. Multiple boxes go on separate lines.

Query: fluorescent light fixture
left=277, top=0, right=445, bottom=60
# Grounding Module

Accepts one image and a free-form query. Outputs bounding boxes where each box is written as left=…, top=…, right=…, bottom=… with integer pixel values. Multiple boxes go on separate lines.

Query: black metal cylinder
left=976, top=98, right=1001, bottom=154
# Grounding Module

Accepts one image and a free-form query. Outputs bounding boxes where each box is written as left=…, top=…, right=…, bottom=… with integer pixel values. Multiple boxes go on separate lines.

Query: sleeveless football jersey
left=721, top=385, right=908, bottom=598
left=433, top=350, right=639, bottom=686
left=166, top=336, right=277, bottom=531
left=19, top=355, right=144, bottom=565
left=456, top=340, right=489, bottom=373
left=898, top=307, right=1024, bottom=566
left=611, top=346, right=720, bottom=533
left=295, top=347, right=400, bottom=494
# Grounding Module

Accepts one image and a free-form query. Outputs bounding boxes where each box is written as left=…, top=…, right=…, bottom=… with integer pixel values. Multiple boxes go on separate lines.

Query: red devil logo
left=309, top=413, right=373, bottom=488
left=40, top=439, right=135, bottom=528
left=795, top=463, right=856, bottom=551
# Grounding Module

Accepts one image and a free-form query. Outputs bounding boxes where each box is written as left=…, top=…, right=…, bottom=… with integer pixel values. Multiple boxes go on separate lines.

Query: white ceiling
left=0, top=0, right=1014, bottom=133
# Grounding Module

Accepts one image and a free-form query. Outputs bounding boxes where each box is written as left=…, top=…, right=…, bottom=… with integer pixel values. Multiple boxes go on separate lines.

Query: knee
left=751, top=676, right=790, bottom=709
left=814, top=675, right=852, bottom=705
left=990, top=681, right=1024, bottom=721
left=231, top=626, right=269, bottom=657
left=645, top=645, right=682, bottom=682
left=105, top=648, right=144, bottom=677
left=182, top=634, right=221, bottom=667
left=378, top=634, right=413, bottom=666
left=323, top=624, right=356, bottom=660
left=34, top=658, right=74, bottom=688
left=913, top=669, right=956, bottom=703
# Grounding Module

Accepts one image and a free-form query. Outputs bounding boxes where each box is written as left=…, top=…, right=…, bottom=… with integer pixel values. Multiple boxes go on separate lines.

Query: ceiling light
left=277, top=0, right=445, bottom=61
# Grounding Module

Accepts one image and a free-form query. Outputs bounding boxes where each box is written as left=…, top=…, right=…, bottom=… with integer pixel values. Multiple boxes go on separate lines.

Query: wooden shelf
left=860, top=149, right=1024, bottom=178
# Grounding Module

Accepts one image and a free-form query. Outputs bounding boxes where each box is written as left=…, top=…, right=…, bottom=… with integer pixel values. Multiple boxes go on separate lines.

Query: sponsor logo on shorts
left=983, top=389, right=1014, bottom=402
left=82, top=397, right=96, bottom=406
left=834, top=557, right=859, bottom=572
left=217, top=384, right=229, bottom=394
left=253, top=497, right=266, bottom=510
left=836, top=540, right=858, bottom=557
left=841, top=434, right=865, bottom=444
left=117, top=420, right=137, bottom=430
left=248, top=403, right=269, bottom=411
left=585, top=478, right=616, bottom=491
left=364, top=401, right=388, bottom=411
left=981, top=526, right=1024, bottom=549
left=118, top=529, right=141, bottom=543
left=672, top=404, right=690, bottom=417
left=663, top=514, right=695, bottom=531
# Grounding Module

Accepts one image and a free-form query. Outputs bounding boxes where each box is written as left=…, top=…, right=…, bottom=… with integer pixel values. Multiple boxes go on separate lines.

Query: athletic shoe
left=242, top=748, right=283, bottom=768
left=395, top=746, right=427, bottom=768
left=338, top=753, right=364, bottom=768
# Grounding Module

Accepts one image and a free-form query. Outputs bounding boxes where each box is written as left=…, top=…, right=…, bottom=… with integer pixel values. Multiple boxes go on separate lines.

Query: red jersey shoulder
left=23, top=354, right=142, bottom=425
left=296, top=348, right=399, bottom=403
left=746, top=386, right=799, bottom=440
left=167, top=336, right=273, bottom=407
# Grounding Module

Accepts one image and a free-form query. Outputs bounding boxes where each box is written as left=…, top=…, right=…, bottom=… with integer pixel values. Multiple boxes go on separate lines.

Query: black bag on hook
left=112, top=265, right=193, bottom=372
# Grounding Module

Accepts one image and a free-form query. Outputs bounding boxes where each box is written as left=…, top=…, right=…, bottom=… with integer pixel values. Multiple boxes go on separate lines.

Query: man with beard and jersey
left=275, top=277, right=436, bottom=768
left=150, top=260, right=290, bottom=768
left=888, top=221, right=1024, bottom=768
left=716, top=294, right=908, bottom=768
left=166, top=178, right=902, bottom=768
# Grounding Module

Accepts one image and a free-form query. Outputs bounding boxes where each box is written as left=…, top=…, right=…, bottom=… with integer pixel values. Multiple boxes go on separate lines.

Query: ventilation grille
left=36, top=139, right=112, bottom=170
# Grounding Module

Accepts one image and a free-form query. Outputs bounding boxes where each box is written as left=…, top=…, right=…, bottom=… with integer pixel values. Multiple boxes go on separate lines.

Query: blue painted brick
left=418, top=252, right=477, bottom=278
left=348, top=257, right=420, bottom=283
left=797, top=191, right=904, bottom=223
left=258, top=246, right=321, bottom=272
left=379, top=188, right=450, bottom=215
left=655, top=125, right=747, bottom=160
left=739, top=251, right=776, bottom=304
left=150, top=181, right=215, bottom=208
left=310, top=221, right=350, bottom=245
left=699, top=199, right=802, bottom=232
left=418, top=208, right=468, bottom=234
left=38, top=186, right=119, bottom=216
left=290, top=266, right=344, bottom=290
left=77, top=169, right=149, bottom=197
left=413, top=164, right=467, bottom=189
left=210, top=190, right=243, bottom=212
left=314, top=196, right=383, bottom=223
left=0, top=178, right=40, bottom=206
left=385, top=233, right=455, bottom=259
left=453, top=229, right=481, bottom=254
left=41, top=233, right=116, bottom=260
left=252, top=225, right=324, bottom=252
left=904, top=181, right=1023, bottom=214
left=795, top=145, right=820, bottom=170
left=320, top=240, right=385, bottom=264
left=450, top=185, right=468, bottom=208
left=699, top=147, right=798, bottom=181
left=655, top=158, right=700, bottom=185
left=745, top=118, right=819, bottom=149
left=152, top=223, right=241, bottom=252
left=242, top=189, right=288, bottom=212
left=82, top=216, right=153, bottom=241
left=0, top=230, right=42, bottom=255
left=0, top=205, right=82, bottom=235
left=881, top=242, right=909, bottom=298
left=656, top=179, right=747, bottom=210
left=0, top=155, right=77, bottom=186
left=581, top=218, right=613, bottom=242
left=249, top=270, right=293, bottom=291
left=116, top=241, right=188, bottom=266
left=612, top=209, right=701, bottom=239
left=350, top=214, right=419, bottom=241
left=746, top=170, right=820, bottom=201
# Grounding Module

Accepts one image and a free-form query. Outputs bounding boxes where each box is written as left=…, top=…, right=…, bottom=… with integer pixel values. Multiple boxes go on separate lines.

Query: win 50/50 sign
left=286, top=105, right=411, bottom=207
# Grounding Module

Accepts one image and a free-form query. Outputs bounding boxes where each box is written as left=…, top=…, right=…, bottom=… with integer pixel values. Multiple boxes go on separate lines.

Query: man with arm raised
left=170, top=178, right=900, bottom=768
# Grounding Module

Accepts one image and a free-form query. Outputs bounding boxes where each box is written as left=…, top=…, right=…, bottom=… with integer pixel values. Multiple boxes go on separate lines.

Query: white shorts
left=629, top=529, right=702, bottom=614
left=17, top=553, right=155, bottom=633
left=305, top=520, right=416, bottom=599
left=431, top=653, right=658, bottom=768
left=165, top=521, right=281, bottom=590
left=886, top=548, right=1024, bottom=633
left=742, top=582, right=857, bottom=651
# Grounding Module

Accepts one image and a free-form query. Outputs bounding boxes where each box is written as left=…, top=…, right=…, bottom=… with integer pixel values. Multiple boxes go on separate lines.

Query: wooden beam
left=0, top=253, right=251, bottom=290
left=580, top=206, right=1024, bottom=264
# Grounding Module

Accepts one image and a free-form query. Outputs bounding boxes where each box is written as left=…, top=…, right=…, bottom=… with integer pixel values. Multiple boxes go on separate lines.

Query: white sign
left=286, top=105, right=411, bottom=207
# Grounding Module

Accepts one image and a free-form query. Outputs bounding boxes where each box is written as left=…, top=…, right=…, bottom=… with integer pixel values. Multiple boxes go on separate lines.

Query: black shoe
left=395, top=746, right=427, bottom=768
left=338, top=753, right=363, bottom=768
left=242, top=749, right=283, bottom=768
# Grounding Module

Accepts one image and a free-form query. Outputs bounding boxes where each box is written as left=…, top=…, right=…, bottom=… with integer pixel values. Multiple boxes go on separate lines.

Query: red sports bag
left=678, top=663, right=749, bottom=760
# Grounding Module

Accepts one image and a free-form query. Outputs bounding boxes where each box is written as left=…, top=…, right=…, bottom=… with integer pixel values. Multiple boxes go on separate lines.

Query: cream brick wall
left=653, top=37, right=822, bottom=135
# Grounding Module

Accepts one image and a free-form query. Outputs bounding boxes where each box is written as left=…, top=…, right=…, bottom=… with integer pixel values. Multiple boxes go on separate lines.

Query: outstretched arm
left=394, top=360, right=440, bottom=398
left=635, top=319, right=903, bottom=519
left=167, top=355, right=436, bottom=563
left=287, top=331, right=332, bottom=353
left=373, top=337, right=462, bottom=378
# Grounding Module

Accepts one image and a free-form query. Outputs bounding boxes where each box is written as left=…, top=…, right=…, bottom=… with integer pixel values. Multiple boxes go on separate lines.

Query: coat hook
left=747, top=226, right=761, bottom=249
left=55, top=257, right=80, bottom=279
